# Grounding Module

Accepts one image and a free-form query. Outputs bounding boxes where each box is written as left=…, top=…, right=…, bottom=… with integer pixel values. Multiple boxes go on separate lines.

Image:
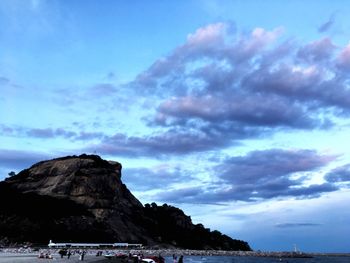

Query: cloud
left=86, top=129, right=230, bottom=157
left=213, top=149, right=338, bottom=201
left=0, top=149, right=51, bottom=175
left=30, top=23, right=350, bottom=159
left=154, top=94, right=319, bottom=129
left=243, top=63, right=350, bottom=113
left=26, top=128, right=76, bottom=138
left=325, top=164, right=350, bottom=183
left=275, top=222, right=322, bottom=228
left=150, top=149, right=338, bottom=204
left=134, top=25, right=283, bottom=95
left=297, top=38, right=335, bottom=63
left=318, top=14, right=336, bottom=33
left=0, top=76, right=10, bottom=85
left=88, top=83, right=118, bottom=97
left=336, top=43, right=350, bottom=72
left=123, top=165, right=193, bottom=191
left=1, top=125, right=105, bottom=141
left=217, top=149, right=335, bottom=184
left=127, top=23, right=350, bottom=157
left=155, top=186, right=204, bottom=203
left=0, top=124, right=16, bottom=136
left=4, top=23, right=350, bottom=165
left=154, top=182, right=338, bottom=204
left=0, top=76, right=23, bottom=93
left=186, top=22, right=228, bottom=49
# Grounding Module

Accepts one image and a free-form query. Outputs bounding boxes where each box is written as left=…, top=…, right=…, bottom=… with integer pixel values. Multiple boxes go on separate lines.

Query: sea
left=163, top=256, right=350, bottom=263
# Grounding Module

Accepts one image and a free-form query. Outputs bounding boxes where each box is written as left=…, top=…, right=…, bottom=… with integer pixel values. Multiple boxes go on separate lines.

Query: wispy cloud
left=318, top=13, right=336, bottom=33
left=1, top=125, right=105, bottom=141
left=275, top=222, right=322, bottom=228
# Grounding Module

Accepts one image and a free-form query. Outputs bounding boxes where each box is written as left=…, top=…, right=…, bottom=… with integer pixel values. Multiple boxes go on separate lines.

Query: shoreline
left=1, top=248, right=349, bottom=258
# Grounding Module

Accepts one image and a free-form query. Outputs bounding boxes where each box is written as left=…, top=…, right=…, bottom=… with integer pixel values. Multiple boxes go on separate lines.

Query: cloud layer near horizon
left=142, top=149, right=339, bottom=203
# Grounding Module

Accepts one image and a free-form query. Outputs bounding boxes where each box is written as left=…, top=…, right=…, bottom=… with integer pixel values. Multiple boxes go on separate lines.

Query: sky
left=1, top=0, right=350, bottom=253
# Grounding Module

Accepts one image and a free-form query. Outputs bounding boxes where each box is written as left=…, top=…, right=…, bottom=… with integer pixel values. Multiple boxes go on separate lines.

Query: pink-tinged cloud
left=297, top=37, right=336, bottom=63
left=336, top=42, right=350, bottom=71
left=186, top=22, right=227, bottom=47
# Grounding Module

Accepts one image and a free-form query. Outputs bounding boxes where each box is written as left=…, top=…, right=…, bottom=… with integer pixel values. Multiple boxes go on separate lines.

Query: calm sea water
left=163, top=256, right=350, bottom=263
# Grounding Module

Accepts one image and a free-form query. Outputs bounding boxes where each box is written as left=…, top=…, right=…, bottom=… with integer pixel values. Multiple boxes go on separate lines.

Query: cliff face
left=0, top=154, right=251, bottom=250
left=6, top=155, right=142, bottom=218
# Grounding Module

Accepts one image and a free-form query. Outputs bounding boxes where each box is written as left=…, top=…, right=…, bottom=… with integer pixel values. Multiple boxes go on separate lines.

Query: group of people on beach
left=57, top=249, right=86, bottom=260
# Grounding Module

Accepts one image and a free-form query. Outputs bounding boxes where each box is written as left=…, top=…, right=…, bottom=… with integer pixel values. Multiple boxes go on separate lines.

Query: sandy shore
left=0, top=253, right=108, bottom=263
left=1, top=249, right=348, bottom=262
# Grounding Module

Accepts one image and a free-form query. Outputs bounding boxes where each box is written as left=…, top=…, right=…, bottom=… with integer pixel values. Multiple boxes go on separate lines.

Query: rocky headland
left=0, top=154, right=250, bottom=251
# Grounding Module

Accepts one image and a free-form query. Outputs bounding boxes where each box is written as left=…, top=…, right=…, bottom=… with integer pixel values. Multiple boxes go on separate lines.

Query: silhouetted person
left=178, top=255, right=183, bottom=263
left=80, top=250, right=85, bottom=261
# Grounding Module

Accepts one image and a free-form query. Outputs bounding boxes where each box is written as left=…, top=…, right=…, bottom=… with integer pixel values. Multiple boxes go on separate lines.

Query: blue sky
left=1, top=0, right=350, bottom=253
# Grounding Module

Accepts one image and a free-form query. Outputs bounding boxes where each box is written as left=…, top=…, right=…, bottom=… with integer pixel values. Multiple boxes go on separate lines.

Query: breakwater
left=128, top=249, right=313, bottom=258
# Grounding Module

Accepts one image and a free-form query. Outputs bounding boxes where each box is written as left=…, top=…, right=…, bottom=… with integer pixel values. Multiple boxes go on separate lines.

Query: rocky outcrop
left=0, top=154, right=251, bottom=250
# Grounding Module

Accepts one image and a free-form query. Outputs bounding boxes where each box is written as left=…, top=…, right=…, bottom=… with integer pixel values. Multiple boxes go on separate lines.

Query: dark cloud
left=0, top=149, right=51, bottom=176
left=217, top=149, right=334, bottom=184
left=214, top=149, right=338, bottom=201
left=275, top=223, right=322, bottom=228
left=242, top=63, right=350, bottom=113
left=154, top=94, right=319, bottom=129
left=325, top=164, right=350, bottom=183
left=150, top=149, right=338, bottom=204
left=87, top=129, right=230, bottom=157
left=154, top=182, right=338, bottom=204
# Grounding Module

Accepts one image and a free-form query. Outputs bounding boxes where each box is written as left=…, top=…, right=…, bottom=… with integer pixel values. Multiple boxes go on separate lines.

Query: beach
left=1, top=253, right=350, bottom=263
left=1, top=248, right=349, bottom=263
left=0, top=248, right=116, bottom=263
left=0, top=253, right=108, bottom=263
